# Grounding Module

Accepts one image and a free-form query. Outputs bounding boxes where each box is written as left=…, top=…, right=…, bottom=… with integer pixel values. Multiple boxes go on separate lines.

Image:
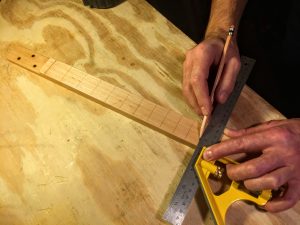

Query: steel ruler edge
left=163, top=56, right=255, bottom=225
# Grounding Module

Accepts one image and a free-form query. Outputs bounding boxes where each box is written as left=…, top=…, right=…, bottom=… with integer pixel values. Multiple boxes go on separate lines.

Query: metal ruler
left=163, top=56, right=255, bottom=225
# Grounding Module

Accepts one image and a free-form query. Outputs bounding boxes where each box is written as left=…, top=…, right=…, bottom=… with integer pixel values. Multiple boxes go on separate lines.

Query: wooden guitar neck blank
left=7, top=45, right=200, bottom=148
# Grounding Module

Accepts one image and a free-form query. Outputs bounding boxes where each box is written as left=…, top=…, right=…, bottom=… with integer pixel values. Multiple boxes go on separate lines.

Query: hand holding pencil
left=182, top=25, right=239, bottom=137
left=199, top=25, right=235, bottom=137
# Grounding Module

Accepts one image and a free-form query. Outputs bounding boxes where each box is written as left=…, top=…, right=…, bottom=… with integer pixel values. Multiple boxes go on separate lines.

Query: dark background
left=146, top=0, right=299, bottom=118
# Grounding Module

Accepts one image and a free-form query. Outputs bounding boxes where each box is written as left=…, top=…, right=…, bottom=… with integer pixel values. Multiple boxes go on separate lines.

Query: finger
left=244, top=166, right=293, bottom=191
left=183, top=87, right=202, bottom=115
left=183, top=55, right=202, bottom=115
left=203, top=129, right=274, bottom=160
left=190, top=63, right=211, bottom=115
left=226, top=153, right=284, bottom=181
left=224, top=120, right=287, bottom=138
left=215, top=56, right=240, bottom=103
left=188, top=49, right=215, bottom=116
left=182, top=80, right=202, bottom=115
left=265, top=181, right=300, bottom=212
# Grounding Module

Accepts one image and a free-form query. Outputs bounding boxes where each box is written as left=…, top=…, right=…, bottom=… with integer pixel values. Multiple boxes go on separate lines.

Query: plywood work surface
left=0, top=1, right=298, bottom=225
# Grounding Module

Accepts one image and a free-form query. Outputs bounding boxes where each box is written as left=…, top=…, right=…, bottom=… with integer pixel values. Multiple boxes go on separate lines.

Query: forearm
left=205, top=0, right=248, bottom=41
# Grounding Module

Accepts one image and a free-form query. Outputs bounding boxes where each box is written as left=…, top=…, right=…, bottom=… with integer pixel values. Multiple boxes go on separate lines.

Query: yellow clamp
left=194, top=147, right=272, bottom=225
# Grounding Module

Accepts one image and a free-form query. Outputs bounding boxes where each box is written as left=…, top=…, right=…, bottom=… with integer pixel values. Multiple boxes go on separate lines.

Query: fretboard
left=7, top=45, right=200, bottom=148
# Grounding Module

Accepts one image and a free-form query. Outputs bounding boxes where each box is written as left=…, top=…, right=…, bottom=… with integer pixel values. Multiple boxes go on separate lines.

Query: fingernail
left=224, top=128, right=231, bottom=135
left=201, top=106, right=208, bottom=116
left=203, top=149, right=212, bottom=160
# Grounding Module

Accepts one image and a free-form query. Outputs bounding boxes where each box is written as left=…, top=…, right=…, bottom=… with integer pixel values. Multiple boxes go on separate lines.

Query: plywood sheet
left=0, top=1, right=298, bottom=225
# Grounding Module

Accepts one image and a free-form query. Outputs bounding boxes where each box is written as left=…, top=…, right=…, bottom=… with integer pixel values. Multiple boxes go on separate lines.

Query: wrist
left=204, top=0, right=247, bottom=43
left=205, top=29, right=228, bottom=44
left=204, top=31, right=238, bottom=52
left=205, top=26, right=237, bottom=44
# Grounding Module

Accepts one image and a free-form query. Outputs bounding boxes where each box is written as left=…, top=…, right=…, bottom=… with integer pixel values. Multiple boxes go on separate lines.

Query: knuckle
left=196, top=43, right=206, bottom=51
left=271, top=127, right=298, bottom=149
left=244, top=164, right=259, bottom=176
left=271, top=127, right=292, bottom=141
left=186, top=45, right=205, bottom=58
left=234, top=137, right=247, bottom=150
left=194, top=43, right=210, bottom=56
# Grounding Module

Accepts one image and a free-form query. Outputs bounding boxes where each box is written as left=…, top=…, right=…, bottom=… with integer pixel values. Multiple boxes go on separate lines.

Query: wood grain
left=0, top=1, right=298, bottom=225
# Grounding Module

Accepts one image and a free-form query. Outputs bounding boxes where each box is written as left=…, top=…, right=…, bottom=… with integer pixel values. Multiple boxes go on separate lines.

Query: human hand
left=203, top=119, right=300, bottom=212
left=182, top=37, right=241, bottom=115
